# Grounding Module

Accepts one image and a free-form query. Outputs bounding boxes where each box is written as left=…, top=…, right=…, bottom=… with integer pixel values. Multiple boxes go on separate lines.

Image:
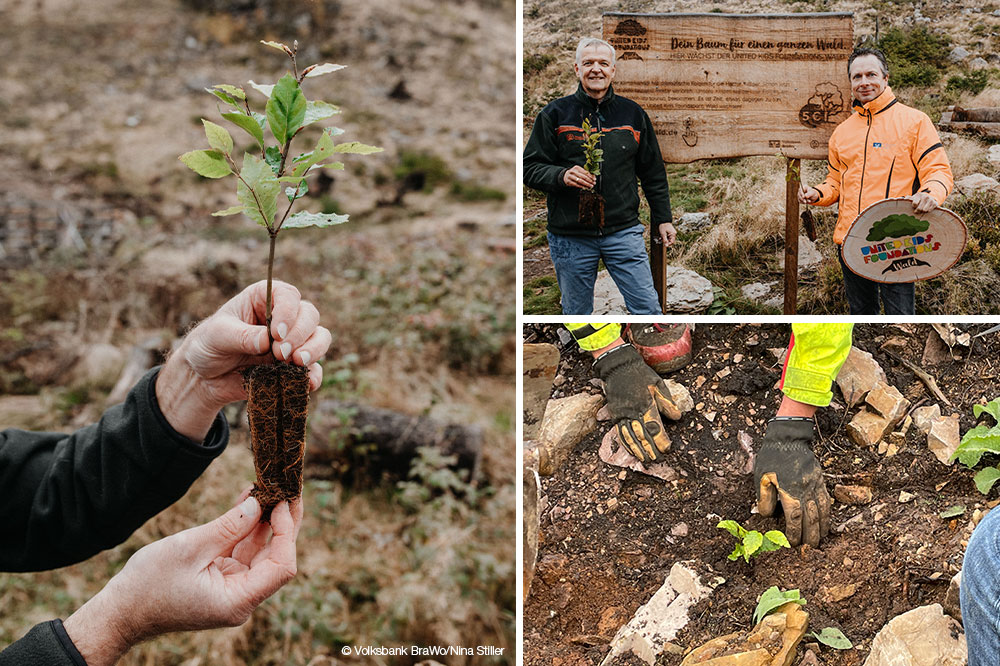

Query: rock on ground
left=836, top=347, right=887, bottom=405
left=676, top=212, right=712, bottom=234
left=536, top=393, right=604, bottom=475
left=943, top=571, right=962, bottom=623
left=863, top=604, right=966, bottom=666
left=913, top=404, right=942, bottom=434
left=865, top=382, right=910, bottom=426
left=680, top=602, right=808, bottom=666
left=927, top=415, right=961, bottom=465
left=847, top=410, right=892, bottom=449
left=592, top=266, right=714, bottom=314
left=523, top=343, right=560, bottom=440
left=956, top=173, right=1000, bottom=196
left=777, top=236, right=823, bottom=272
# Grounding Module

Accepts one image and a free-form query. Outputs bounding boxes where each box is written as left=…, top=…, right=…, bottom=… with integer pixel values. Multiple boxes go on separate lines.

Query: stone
left=969, top=56, right=989, bottom=69
left=680, top=602, right=809, bottom=666
left=899, top=491, right=916, bottom=503
left=943, top=571, right=962, bottom=623
left=523, top=343, right=560, bottom=440
left=956, top=173, right=1000, bottom=196
left=671, top=522, right=689, bottom=537
left=863, top=604, right=966, bottom=666
left=71, top=343, right=127, bottom=390
left=523, top=464, right=540, bottom=601
left=948, top=46, right=971, bottom=62
left=677, top=212, right=713, bottom=233
left=777, top=236, right=823, bottom=271
left=536, top=393, right=604, bottom=475
left=820, top=582, right=858, bottom=603
left=602, top=562, right=721, bottom=666
left=834, top=484, right=873, bottom=505
left=988, top=144, right=1000, bottom=168
left=836, top=347, right=887, bottom=405
left=664, top=379, right=695, bottom=413
left=599, top=428, right=678, bottom=481
left=664, top=266, right=715, bottom=314
left=865, top=382, right=910, bottom=427
left=592, top=270, right=628, bottom=315
left=927, top=415, right=961, bottom=465
left=742, top=281, right=779, bottom=302
left=913, top=405, right=942, bottom=434
left=847, top=410, right=892, bottom=448
left=598, top=606, right=628, bottom=636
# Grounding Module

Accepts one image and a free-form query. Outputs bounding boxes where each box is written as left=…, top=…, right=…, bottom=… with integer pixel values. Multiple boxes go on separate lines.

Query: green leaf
left=763, top=530, right=791, bottom=549
left=939, top=504, right=967, bottom=518
left=202, top=120, right=234, bottom=154
left=952, top=423, right=1000, bottom=467
left=265, top=74, right=307, bottom=145
left=304, top=62, right=346, bottom=77
left=179, top=150, right=231, bottom=179
left=974, top=398, right=1000, bottom=425
left=810, top=627, right=852, bottom=650
left=313, top=162, right=345, bottom=171
left=264, top=146, right=283, bottom=175
left=282, top=210, right=349, bottom=229
left=331, top=141, right=383, bottom=155
left=753, top=587, right=806, bottom=625
left=205, top=88, right=242, bottom=108
left=221, top=112, right=264, bottom=147
left=742, top=531, right=763, bottom=560
left=303, top=100, right=340, bottom=127
left=285, top=181, right=308, bottom=202
left=247, top=80, right=275, bottom=97
left=727, top=544, right=743, bottom=561
left=237, top=154, right=280, bottom=228
left=974, top=467, right=1000, bottom=495
left=291, top=130, right=336, bottom=177
left=211, top=205, right=245, bottom=216
left=717, top=520, right=745, bottom=539
left=260, top=40, right=291, bottom=53
left=213, top=84, right=245, bottom=100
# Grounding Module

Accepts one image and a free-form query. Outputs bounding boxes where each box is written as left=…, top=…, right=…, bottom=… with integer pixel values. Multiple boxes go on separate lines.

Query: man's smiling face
left=575, top=44, right=616, bottom=101
left=849, top=54, right=888, bottom=105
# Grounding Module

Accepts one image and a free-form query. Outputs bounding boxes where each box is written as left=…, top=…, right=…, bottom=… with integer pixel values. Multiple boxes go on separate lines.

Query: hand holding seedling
left=156, top=280, right=331, bottom=441
left=563, top=165, right=596, bottom=190
left=798, top=183, right=821, bottom=204
left=753, top=417, right=832, bottom=547
left=63, top=493, right=303, bottom=666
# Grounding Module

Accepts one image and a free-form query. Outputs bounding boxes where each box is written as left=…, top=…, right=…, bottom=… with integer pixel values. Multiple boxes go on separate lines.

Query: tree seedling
left=717, top=519, right=790, bottom=562
left=753, top=587, right=852, bottom=650
left=950, top=396, right=1000, bottom=495
left=577, top=117, right=604, bottom=227
left=180, top=39, right=382, bottom=519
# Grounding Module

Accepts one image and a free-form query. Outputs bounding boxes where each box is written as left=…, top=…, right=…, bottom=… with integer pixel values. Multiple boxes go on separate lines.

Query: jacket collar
left=852, top=86, right=897, bottom=117
left=574, top=83, right=615, bottom=108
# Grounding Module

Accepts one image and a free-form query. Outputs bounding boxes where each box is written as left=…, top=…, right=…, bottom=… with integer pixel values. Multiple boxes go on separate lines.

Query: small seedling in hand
left=950, top=396, right=1000, bottom=495
left=581, top=117, right=603, bottom=188
left=717, top=519, right=790, bottom=563
left=179, top=39, right=382, bottom=519
left=577, top=117, right=605, bottom=227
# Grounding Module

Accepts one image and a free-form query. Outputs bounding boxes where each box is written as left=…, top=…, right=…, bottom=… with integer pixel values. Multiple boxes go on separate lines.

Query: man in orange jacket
left=799, top=47, right=953, bottom=315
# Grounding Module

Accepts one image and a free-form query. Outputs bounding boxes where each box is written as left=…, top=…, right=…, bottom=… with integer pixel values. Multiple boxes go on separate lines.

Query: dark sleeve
left=0, top=366, right=229, bottom=572
left=523, top=108, right=569, bottom=193
left=634, top=108, right=672, bottom=227
left=0, top=620, right=87, bottom=666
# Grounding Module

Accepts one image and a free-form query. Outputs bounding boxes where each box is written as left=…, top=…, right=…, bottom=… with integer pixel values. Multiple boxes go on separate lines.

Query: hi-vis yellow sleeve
left=565, top=323, right=623, bottom=352
left=781, top=324, right=854, bottom=407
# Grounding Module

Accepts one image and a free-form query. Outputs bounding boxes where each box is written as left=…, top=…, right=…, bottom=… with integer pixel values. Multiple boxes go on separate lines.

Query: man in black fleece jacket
left=524, top=37, right=676, bottom=315
left=0, top=280, right=331, bottom=665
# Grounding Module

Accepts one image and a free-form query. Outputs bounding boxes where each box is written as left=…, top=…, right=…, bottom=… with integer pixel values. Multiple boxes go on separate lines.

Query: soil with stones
left=578, top=191, right=605, bottom=229
left=523, top=323, right=1000, bottom=666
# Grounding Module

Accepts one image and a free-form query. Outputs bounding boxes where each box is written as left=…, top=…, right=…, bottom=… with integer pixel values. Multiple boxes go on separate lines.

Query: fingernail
left=281, top=342, right=292, bottom=360
left=277, top=322, right=288, bottom=339
left=240, top=496, right=260, bottom=517
left=300, top=350, right=311, bottom=366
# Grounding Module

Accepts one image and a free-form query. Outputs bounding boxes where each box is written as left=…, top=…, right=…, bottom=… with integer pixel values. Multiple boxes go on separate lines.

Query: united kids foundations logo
left=857, top=213, right=940, bottom=275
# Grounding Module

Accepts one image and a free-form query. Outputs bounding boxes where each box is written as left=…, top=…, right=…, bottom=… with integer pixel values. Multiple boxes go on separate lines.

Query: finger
left=193, top=496, right=262, bottom=558
left=778, top=489, right=803, bottom=547
left=651, top=384, right=681, bottom=421
left=618, top=422, right=649, bottom=462
left=233, top=522, right=271, bottom=566
left=289, top=325, right=332, bottom=369
left=198, top=314, right=270, bottom=364
left=273, top=301, right=321, bottom=362
left=307, top=362, right=323, bottom=392
left=643, top=416, right=671, bottom=454
left=289, top=496, right=305, bottom=540
left=628, top=419, right=659, bottom=461
left=802, top=498, right=821, bottom=547
left=758, top=473, right=778, bottom=516
left=818, top=485, right=832, bottom=540
left=241, top=502, right=297, bottom=603
left=268, top=282, right=303, bottom=343
left=236, top=485, right=254, bottom=504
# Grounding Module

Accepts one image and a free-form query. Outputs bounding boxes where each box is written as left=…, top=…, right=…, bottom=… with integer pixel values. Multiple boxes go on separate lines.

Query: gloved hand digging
left=593, top=343, right=680, bottom=463
left=753, top=417, right=832, bottom=547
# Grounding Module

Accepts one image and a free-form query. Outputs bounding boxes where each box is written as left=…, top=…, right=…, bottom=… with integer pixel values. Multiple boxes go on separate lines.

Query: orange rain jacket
left=813, top=87, right=954, bottom=245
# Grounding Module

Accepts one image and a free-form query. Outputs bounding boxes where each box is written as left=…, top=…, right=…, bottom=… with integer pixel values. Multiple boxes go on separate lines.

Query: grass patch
left=394, top=151, right=452, bottom=193
left=524, top=275, right=560, bottom=314
left=523, top=211, right=548, bottom=249
left=450, top=181, right=507, bottom=202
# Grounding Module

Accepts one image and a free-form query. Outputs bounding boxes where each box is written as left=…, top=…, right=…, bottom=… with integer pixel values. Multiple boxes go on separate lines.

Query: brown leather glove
left=593, top=344, right=680, bottom=463
left=753, top=417, right=832, bottom=547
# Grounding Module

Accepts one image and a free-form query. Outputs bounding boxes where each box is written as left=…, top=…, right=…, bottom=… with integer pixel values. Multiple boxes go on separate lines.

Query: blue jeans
left=547, top=226, right=661, bottom=315
left=963, top=507, right=1000, bottom=664
left=838, top=250, right=915, bottom=315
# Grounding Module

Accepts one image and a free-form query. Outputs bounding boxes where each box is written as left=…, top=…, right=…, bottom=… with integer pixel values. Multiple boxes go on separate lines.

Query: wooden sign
left=840, top=199, right=967, bottom=283
left=603, top=12, right=854, bottom=163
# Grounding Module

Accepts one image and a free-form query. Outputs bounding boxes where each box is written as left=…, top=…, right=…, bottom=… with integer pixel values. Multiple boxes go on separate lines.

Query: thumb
left=199, top=496, right=262, bottom=552
left=203, top=314, right=270, bottom=360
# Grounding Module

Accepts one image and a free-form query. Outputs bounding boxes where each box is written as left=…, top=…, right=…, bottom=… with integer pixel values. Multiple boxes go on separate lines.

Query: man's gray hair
left=576, top=37, right=616, bottom=65
left=848, top=47, right=889, bottom=77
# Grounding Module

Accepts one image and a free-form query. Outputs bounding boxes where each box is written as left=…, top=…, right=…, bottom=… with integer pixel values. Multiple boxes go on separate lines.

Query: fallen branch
left=884, top=350, right=951, bottom=407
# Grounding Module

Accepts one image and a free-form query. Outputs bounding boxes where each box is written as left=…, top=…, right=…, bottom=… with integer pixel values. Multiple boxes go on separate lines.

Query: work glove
left=593, top=344, right=680, bottom=463
left=753, top=417, right=832, bottom=548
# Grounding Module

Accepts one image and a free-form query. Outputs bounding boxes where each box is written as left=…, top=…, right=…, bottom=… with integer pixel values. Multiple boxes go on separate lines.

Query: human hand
left=563, top=165, right=597, bottom=190
left=157, top=280, right=332, bottom=440
left=657, top=222, right=677, bottom=247
left=798, top=184, right=821, bottom=204
left=63, top=493, right=303, bottom=666
left=593, top=344, right=681, bottom=463
left=908, top=191, right=938, bottom=213
left=753, top=417, right=831, bottom=547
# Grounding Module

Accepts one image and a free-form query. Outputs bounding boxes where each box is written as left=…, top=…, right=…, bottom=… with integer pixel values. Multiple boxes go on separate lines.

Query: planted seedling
left=577, top=117, right=604, bottom=227
left=753, top=587, right=852, bottom=651
left=180, top=39, right=382, bottom=519
left=717, top=519, right=790, bottom=562
left=950, top=397, right=1000, bottom=495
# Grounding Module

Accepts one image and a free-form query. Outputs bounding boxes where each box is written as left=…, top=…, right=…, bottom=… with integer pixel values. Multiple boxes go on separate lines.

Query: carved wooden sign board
left=602, top=12, right=854, bottom=163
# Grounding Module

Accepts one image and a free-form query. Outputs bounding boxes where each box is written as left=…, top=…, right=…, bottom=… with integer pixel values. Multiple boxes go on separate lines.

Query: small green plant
left=810, top=627, right=852, bottom=649
left=950, top=397, right=1000, bottom=494
left=753, top=586, right=805, bottom=623
left=717, top=520, right=790, bottom=562
left=946, top=70, right=992, bottom=96
left=708, top=287, right=737, bottom=315
left=580, top=117, right=603, bottom=185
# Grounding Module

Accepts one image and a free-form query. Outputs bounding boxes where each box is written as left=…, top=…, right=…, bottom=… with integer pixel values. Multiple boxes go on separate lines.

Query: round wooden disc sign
left=840, top=198, right=967, bottom=284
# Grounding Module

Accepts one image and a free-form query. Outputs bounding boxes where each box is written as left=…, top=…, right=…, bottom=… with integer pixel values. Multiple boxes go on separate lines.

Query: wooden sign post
left=603, top=12, right=854, bottom=313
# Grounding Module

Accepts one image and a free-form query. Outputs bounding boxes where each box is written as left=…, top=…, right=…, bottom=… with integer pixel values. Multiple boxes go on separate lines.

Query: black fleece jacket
left=523, top=84, right=672, bottom=237
left=0, top=367, right=229, bottom=664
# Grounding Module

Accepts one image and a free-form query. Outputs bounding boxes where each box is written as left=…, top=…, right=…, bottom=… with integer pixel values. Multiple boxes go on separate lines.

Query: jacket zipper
left=858, top=108, right=872, bottom=214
